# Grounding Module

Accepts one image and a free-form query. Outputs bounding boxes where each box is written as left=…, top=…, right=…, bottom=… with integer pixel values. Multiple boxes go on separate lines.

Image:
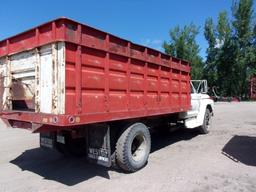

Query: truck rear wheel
left=116, top=123, right=151, bottom=172
left=198, top=108, right=211, bottom=134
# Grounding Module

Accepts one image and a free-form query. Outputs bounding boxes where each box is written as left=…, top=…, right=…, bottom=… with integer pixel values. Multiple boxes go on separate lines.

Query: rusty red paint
left=0, top=18, right=191, bottom=129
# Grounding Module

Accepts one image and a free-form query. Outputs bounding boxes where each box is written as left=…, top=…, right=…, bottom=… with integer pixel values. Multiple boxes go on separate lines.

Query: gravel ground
left=0, top=102, right=256, bottom=192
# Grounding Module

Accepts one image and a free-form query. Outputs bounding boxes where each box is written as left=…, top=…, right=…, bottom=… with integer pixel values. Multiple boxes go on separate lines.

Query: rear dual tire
left=116, top=123, right=151, bottom=172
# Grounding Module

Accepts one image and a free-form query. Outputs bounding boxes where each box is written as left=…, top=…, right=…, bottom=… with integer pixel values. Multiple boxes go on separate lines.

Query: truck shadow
left=151, top=128, right=199, bottom=153
left=10, top=148, right=111, bottom=186
left=222, top=135, right=256, bottom=166
left=10, top=128, right=199, bottom=186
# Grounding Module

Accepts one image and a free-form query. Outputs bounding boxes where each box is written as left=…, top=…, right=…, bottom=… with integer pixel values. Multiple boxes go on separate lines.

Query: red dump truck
left=0, top=18, right=213, bottom=172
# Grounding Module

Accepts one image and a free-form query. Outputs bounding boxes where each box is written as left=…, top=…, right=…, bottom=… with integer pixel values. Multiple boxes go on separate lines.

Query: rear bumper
left=0, top=111, right=73, bottom=126
left=0, top=107, right=191, bottom=132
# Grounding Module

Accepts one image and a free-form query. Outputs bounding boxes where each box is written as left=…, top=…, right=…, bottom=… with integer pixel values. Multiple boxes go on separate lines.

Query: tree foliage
left=163, top=0, right=256, bottom=98
left=204, top=18, right=218, bottom=85
left=163, top=24, right=204, bottom=79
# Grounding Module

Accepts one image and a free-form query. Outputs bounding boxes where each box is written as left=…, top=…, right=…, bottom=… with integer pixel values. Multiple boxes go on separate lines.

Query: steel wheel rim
left=206, top=112, right=211, bottom=129
left=130, top=133, right=147, bottom=162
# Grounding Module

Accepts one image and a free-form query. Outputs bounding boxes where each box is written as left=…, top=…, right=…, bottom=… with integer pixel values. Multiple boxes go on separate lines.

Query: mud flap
left=86, top=124, right=111, bottom=167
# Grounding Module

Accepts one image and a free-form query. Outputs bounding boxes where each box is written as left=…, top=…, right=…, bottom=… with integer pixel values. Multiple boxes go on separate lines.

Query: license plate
left=88, top=147, right=109, bottom=164
left=40, top=137, right=53, bottom=148
left=57, top=135, right=65, bottom=144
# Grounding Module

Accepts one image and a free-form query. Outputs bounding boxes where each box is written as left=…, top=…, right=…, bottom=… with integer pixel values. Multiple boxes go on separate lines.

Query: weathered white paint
left=0, top=57, right=11, bottom=110
left=57, top=42, right=66, bottom=114
left=39, top=44, right=53, bottom=113
left=52, top=43, right=58, bottom=114
left=10, top=50, right=36, bottom=103
left=38, top=42, right=66, bottom=114
left=10, top=50, right=36, bottom=74
left=35, top=48, right=40, bottom=112
left=180, top=94, right=214, bottom=128
left=0, top=58, right=7, bottom=109
left=0, top=42, right=66, bottom=114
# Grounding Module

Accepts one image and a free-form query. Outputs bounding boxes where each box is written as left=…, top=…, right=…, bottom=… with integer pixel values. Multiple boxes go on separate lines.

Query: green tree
left=217, top=11, right=231, bottom=43
left=204, top=18, right=217, bottom=86
left=204, top=11, right=233, bottom=95
left=232, top=0, right=255, bottom=97
left=215, top=11, right=235, bottom=96
left=163, top=24, right=204, bottom=79
left=204, top=0, right=256, bottom=98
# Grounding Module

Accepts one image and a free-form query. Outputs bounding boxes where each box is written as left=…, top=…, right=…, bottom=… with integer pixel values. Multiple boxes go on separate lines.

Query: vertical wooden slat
left=144, top=48, right=148, bottom=113
left=105, top=34, right=110, bottom=112
left=178, top=61, right=182, bottom=110
left=169, top=67, right=172, bottom=109
left=52, top=21, right=56, bottom=40
left=157, top=64, right=161, bottom=108
left=188, top=70, right=191, bottom=108
left=35, top=48, right=40, bottom=112
left=5, top=56, right=12, bottom=110
left=35, top=28, right=39, bottom=47
left=75, top=24, right=82, bottom=114
left=51, top=43, right=58, bottom=113
left=6, top=40, right=9, bottom=55
left=127, top=42, right=131, bottom=112
left=144, top=61, right=148, bottom=115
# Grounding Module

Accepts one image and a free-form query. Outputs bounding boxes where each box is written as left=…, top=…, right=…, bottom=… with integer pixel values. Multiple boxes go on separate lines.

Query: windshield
left=190, top=80, right=208, bottom=94
left=191, top=83, right=196, bottom=93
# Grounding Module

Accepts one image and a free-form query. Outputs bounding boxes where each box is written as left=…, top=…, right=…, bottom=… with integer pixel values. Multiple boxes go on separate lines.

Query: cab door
left=189, top=84, right=201, bottom=116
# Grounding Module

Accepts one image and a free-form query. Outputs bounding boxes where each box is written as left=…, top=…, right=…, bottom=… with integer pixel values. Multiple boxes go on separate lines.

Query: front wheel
left=116, top=123, right=151, bottom=172
left=198, top=108, right=212, bottom=134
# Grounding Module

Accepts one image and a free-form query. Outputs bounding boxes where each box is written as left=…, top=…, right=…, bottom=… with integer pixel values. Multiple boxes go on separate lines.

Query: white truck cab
left=179, top=80, right=214, bottom=133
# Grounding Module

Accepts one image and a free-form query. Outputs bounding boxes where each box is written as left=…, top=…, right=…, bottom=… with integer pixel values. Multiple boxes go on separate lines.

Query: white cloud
left=151, top=39, right=162, bottom=44
left=140, top=38, right=163, bottom=51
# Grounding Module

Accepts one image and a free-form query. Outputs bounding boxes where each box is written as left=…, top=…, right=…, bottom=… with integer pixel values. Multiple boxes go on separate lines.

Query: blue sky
left=0, top=0, right=249, bottom=59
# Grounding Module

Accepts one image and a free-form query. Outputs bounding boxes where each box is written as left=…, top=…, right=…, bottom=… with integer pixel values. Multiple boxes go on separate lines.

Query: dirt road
left=0, top=102, right=256, bottom=192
